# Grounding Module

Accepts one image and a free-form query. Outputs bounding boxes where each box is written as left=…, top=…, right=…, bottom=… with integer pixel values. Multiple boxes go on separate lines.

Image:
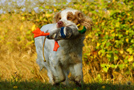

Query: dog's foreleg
left=61, top=70, right=69, bottom=86
left=50, top=62, right=65, bottom=85
left=47, top=69, right=55, bottom=85
left=69, top=63, right=83, bottom=86
left=74, top=63, right=83, bottom=84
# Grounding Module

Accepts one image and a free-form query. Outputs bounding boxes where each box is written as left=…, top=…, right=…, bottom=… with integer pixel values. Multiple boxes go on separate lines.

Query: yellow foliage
left=126, top=38, right=129, bottom=43
left=128, top=56, right=133, bottom=62
left=73, top=88, right=77, bottom=90
left=45, top=13, right=52, bottom=18
left=102, top=85, right=105, bottom=89
left=22, top=17, right=25, bottom=20
left=127, top=13, right=130, bottom=17
left=20, top=25, right=23, bottom=31
left=54, top=8, right=57, bottom=12
left=32, top=24, right=36, bottom=31
left=97, top=43, right=100, bottom=47
left=119, top=49, right=123, bottom=54
left=13, top=86, right=18, bottom=89
left=0, top=13, right=48, bottom=82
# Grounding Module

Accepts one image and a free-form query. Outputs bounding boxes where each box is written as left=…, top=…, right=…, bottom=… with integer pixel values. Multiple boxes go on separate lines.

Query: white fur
left=58, top=8, right=78, bottom=27
left=35, top=9, right=84, bottom=85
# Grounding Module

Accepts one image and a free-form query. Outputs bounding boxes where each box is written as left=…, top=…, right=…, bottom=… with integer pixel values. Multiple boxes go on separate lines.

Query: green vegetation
left=0, top=80, right=134, bottom=90
left=0, top=0, right=134, bottom=89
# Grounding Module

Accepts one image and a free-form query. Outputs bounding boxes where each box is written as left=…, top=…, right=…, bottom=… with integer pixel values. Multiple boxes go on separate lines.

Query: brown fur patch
left=75, top=11, right=84, bottom=24
left=54, top=12, right=61, bottom=23
left=67, top=12, right=78, bottom=24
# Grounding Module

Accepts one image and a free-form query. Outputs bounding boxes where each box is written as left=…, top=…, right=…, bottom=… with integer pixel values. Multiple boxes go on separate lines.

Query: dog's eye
left=59, top=17, right=61, bottom=20
left=67, top=16, right=72, bottom=20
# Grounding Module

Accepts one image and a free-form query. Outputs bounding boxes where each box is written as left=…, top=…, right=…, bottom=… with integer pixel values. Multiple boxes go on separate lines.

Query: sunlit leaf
left=126, top=38, right=129, bottom=43
left=21, top=17, right=25, bottom=20
left=31, top=24, right=36, bottom=31
left=127, top=48, right=133, bottom=54
left=119, top=64, right=125, bottom=70
left=119, top=49, right=123, bottom=54
left=54, top=8, right=57, bottom=12
left=103, top=67, right=108, bottom=72
left=45, top=6, right=49, bottom=9
left=20, top=25, right=23, bottom=31
left=114, top=55, right=118, bottom=61
left=128, top=56, right=133, bottom=62
left=45, top=13, right=52, bottom=18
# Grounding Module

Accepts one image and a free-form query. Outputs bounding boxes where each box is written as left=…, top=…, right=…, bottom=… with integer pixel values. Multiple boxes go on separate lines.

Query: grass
left=0, top=80, right=134, bottom=90
left=0, top=13, right=49, bottom=82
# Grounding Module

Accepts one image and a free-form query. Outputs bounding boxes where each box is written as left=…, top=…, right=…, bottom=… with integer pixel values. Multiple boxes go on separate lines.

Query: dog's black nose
left=57, top=21, right=63, bottom=28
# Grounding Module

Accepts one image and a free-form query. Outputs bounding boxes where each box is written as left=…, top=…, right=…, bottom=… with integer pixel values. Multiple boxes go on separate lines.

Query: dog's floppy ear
left=53, top=12, right=61, bottom=23
left=82, top=16, right=92, bottom=30
left=75, top=11, right=84, bottom=22
left=75, top=11, right=92, bottom=31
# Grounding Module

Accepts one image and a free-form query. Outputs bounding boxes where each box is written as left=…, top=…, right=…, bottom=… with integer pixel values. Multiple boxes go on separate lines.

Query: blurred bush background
left=0, top=0, right=134, bottom=84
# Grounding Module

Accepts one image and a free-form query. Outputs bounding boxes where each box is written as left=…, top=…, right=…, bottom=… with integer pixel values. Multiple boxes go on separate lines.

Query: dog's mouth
left=57, top=20, right=76, bottom=28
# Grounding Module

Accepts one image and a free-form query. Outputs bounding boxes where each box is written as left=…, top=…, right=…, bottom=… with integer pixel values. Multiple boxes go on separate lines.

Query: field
left=0, top=0, right=134, bottom=89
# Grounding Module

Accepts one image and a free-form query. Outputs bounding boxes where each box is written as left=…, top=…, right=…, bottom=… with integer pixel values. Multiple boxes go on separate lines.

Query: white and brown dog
left=34, top=8, right=92, bottom=86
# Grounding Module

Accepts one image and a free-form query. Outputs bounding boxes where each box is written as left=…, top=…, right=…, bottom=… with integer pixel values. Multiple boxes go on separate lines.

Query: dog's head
left=54, top=8, right=92, bottom=30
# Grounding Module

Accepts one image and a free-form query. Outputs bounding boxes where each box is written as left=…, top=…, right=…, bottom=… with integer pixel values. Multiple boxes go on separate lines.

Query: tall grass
left=0, top=13, right=48, bottom=82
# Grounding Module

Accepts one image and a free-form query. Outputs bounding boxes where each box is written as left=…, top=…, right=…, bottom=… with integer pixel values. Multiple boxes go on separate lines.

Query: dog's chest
left=57, top=38, right=84, bottom=67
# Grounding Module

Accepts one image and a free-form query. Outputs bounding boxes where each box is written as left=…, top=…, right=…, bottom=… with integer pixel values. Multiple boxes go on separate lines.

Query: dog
left=34, top=8, right=92, bottom=86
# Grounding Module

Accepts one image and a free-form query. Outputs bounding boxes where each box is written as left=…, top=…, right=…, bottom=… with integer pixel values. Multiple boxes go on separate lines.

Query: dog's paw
left=70, top=76, right=83, bottom=87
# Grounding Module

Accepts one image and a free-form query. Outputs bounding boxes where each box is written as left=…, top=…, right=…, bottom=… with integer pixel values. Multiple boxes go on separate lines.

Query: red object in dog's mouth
left=33, top=28, right=59, bottom=51
left=32, top=28, right=50, bottom=38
